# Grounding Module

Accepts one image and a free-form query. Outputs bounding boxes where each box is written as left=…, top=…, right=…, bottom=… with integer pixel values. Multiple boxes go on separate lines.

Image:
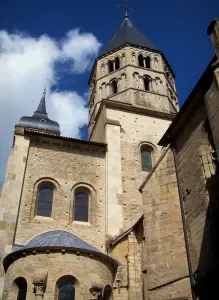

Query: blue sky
left=0, top=0, right=218, bottom=189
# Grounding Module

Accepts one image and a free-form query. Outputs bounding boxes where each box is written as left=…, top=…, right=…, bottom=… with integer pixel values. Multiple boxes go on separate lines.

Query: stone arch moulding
left=31, top=177, right=61, bottom=221
left=139, top=142, right=158, bottom=172
left=70, top=182, right=97, bottom=225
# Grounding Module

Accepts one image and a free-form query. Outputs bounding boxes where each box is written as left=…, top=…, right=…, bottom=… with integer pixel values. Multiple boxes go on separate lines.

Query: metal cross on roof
left=118, top=0, right=134, bottom=18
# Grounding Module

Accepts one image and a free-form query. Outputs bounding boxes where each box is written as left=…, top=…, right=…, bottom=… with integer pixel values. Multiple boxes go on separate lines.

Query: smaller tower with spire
left=18, top=88, right=60, bottom=135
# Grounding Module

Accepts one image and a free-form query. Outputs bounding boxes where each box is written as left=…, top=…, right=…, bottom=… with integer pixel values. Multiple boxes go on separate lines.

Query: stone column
left=89, top=286, right=103, bottom=300
left=34, top=285, right=44, bottom=300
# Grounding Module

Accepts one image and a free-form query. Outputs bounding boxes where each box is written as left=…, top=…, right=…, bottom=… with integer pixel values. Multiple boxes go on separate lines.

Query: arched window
left=10, top=277, right=27, bottom=300
left=115, top=57, right=120, bottom=70
left=36, top=182, right=54, bottom=217
left=143, top=77, right=150, bottom=91
left=145, top=56, right=151, bottom=69
left=138, top=54, right=144, bottom=67
left=56, top=276, right=76, bottom=300
left=74, top=188, right=89, bottom=222
left=108, top=60, right=114, bottom=73
left=103, top=285, right=113, bottom=300
left=141, top=145, right=154, bottom=172
left=111, top=80, right=118, bottom=95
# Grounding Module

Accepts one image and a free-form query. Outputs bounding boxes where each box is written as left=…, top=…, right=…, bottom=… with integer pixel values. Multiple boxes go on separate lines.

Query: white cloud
left=0, top=28, right=101, bottom=189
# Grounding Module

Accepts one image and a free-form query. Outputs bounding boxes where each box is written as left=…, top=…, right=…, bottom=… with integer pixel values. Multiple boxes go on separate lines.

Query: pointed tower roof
left=103, top=16, right=157, bottom=54
left=18, top=88, right=60, bottom=134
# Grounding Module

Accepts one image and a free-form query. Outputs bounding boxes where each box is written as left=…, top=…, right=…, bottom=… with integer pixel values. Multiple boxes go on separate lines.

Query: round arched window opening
left=10, top=277, right=27, bottom=300
left=56, top=276, right=77, bottom=300
left=111, top=80, right=118, bottom=95
left=141, top=145, right=154, bottom=172
left=108, top=60, right=114, bottom=73
left=36, top=182, right=54, bottom=217
left=74, top=187, right=90, bottom=222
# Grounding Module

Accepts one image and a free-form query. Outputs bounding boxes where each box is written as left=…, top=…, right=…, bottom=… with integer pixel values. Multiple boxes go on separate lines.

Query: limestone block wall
left=0, top=128, right=30, bottom=299
left=204, top=68, right=219, bottom=159
left=106, top=108, right=172, bottom=232
left=3, top=252, right=115, bottom=300
left=14, top=136, right=107, bottom=252
left=175, top=103, right=211, bottom=274
left=141, top=148, right=191, bottom=300
left=174, top=98, right=219, bottom=297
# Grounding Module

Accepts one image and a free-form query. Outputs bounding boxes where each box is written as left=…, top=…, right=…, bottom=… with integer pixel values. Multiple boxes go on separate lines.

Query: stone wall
left=14, top=135, right=107, bottom=252
left=141, top=148, right=191, bottom=300
left=3, top=251, right=115, bottom=300
left=106, top=108, right=172, bottom=232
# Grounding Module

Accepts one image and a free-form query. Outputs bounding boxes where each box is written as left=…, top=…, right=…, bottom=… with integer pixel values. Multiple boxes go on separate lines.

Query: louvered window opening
left=58, top=282, right=75, bottom=300
left=36, top=187, right=53, bottom=217
left=74, top=192, right=89, bottom=222
left=141, top=150, right=152, bottom=172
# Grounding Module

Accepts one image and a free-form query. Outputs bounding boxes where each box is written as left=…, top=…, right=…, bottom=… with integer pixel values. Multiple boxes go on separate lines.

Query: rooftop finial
left=118, top=0, right=134, bottom=18
left=43, top=86, right=46, bottom=98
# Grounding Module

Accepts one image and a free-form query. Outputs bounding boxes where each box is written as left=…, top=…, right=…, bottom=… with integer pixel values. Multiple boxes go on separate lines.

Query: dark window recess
left=36, top=187, right=53, bottom=217
left=58, top=282, right=75, bottom=300
left=144, top=78, right=150, bottom=91
left=141, top=150, right=152, bottom=172
left=111, top=81, right=118, bottom=95
left=108, top=60, right=114, bottom=73
left=74, top=192, right=89, bottom=222
left=115, top=57, right=120, bottom=70
left=15, top=278, right=27, bottom=300
left=138, top=54, right=144, bottom=67
left=145, top=56, right=151, bottom=69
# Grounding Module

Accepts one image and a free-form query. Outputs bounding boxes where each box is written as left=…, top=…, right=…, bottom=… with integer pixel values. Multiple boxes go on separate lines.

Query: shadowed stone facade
left=0, top=15, right=218, bottom=300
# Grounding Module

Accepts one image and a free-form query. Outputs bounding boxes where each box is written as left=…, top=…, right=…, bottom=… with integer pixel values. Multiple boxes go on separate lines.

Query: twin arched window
left=56, top=276, right=76, bottom=300
left=138, top=54, right=151, bottom=69
left=108, top=57, right=120, bottom=73
left=141, top=145, right=154, bottom=172
left=36, top=182, right=54, bottom=217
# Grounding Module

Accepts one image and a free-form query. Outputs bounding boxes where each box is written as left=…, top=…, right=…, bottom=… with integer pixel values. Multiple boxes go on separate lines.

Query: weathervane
left=118, top=0, right=134, bottom=18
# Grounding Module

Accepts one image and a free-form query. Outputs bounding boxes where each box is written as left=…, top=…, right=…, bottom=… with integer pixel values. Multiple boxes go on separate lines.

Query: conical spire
left=103, top=17, right=157, bottom=55
left=35, top=87, right=47, bottom=115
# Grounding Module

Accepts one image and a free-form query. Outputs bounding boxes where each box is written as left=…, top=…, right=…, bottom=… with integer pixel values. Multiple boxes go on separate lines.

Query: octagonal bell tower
left=88, top=15, right=179, bottom=237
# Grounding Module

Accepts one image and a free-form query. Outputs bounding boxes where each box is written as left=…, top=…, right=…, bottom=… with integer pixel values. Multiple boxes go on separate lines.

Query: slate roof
left=4, top=230, right=119, bottom=270
left=18, top=89, right=60, bottom=134
left=13, top=230, right=102, bottom=254
left=103, top=16, right=157, bottom=54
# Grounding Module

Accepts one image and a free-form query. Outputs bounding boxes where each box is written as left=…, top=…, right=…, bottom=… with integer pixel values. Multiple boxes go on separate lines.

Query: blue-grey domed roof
left=14, top=230, right=102, bottom=254
left=4, top=230, right=119, bottom=271
left=18, top=88, right=60, bottom=134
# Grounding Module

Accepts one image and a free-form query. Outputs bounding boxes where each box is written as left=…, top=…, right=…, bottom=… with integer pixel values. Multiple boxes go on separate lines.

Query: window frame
left=71, top=183, right=96, bottom=225
left=35, top=182, right=54, bottom=218
left=73, top=188, right=89, bottom=223
left=139, top=143, right=156, bottom=173
left=55, top=276, right=79, bottom=300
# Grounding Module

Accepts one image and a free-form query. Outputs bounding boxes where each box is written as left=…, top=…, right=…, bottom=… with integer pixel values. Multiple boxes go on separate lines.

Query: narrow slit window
left=138, top=54, right=144, bottom=67
left=36, top=185, right=53, bottom=217
left=115, top=57, right=120, bottom=70
left=145, top=56, right=151, bottom=69
left=141, top=147, right=153, bottom=172
left=74, top=191, right=89, bottom=222
left=108, top=60, right=114, bottom=73
left=144, top=77, right=150, bottom=91
left=111, top=80, right=118, bottom=95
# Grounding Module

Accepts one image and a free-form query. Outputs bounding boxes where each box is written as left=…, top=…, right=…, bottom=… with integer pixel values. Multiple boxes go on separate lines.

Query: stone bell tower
left=88, top=15, right=179, bottom=238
